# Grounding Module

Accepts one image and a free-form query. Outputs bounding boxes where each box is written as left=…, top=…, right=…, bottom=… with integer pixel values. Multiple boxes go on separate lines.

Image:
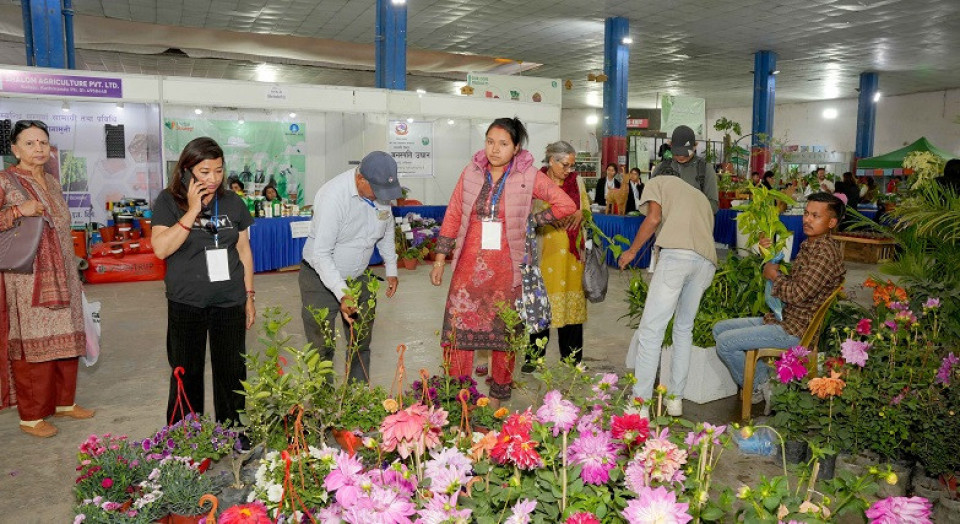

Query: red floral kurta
left=441, top=180, right=516, bottom=351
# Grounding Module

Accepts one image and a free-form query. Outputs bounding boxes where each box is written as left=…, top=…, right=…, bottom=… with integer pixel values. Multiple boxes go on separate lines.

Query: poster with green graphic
left=162, top=119, right=306, bottom=205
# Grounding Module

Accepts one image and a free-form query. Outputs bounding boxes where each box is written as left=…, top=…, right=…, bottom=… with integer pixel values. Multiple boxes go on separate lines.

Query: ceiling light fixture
left=416, top=88, right=426, bottom=95
left=622, top=36, right=633, bottom=45
left=447, top=119, right=455, bottom=125
left=238, top=115, right=245, bottom=125
left=391, top=0, right=406, bottom=5
left=115, top=102, right=124, bottom=110
left=586, top=114, right=599, bottom=126
left=255, top=63, right=277, bottom=83
left=873, top=92, right=882, bottom=103
left=61, top=101, right=70, bottom=112
left=289, top=112, right=297, bottom=118
left=771, top=70, right=781, bottom=75
left=194, top=108, right=203, bottom=115
left=822, top=108, right=838, bottom=119
left=406, top=117, right=414, bottom=123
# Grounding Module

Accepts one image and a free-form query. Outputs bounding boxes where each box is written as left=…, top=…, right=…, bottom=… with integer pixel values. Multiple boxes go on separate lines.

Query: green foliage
left=156, top=458, right=220, bottom=516
left=580, top=207, right=631, bottom=261
left=713, top=116, right=743, bottom=137
left=335, top=381, right=390, bottom=432
left=622, top=253, right=769, bottom=347
left=733, top=185, right=796, bottom=262
left=240, top=307, right=336, bottom=449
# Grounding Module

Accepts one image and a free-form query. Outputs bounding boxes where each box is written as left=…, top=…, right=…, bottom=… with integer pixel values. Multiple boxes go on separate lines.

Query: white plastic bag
left=81, top=292, right=101, bottom=367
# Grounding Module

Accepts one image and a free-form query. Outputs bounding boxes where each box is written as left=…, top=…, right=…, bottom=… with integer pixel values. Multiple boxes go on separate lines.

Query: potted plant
left=769, top=346, right=816, bottom=463
left=75, top=433, right=164, bottom=522
left=137, top=413, right=239, bottom=466
left=733, top=184, right=796, bottom=262
left=400, top=246, right=423, bottom=270
left=328, top=381, right=390, bottom=456
left=713, top=116, right=743, bottom=166
left=240, top=308, right=336, bottom=450
left=155, top=457, right=219, bottom=523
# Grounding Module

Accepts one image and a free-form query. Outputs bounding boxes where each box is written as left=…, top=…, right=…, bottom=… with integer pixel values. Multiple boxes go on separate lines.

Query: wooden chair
left=740, top=285, right=843, bottom=421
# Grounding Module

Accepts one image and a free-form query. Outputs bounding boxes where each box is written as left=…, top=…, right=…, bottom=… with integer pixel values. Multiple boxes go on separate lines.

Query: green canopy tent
left=856, top=137, right=957, bottom=174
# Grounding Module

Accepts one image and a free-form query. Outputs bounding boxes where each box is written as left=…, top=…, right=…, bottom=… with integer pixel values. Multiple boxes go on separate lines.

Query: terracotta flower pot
left=168, top=514, right=204, bottom=524
left=402, top=258, right=418, bottom=270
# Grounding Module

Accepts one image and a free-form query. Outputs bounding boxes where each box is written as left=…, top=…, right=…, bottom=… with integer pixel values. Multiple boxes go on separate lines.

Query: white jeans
left=627, top=249, right=716, bottom=401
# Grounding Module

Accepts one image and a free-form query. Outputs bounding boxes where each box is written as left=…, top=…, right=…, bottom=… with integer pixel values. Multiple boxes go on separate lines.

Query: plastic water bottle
left=734, top=427, right=776, bottom=456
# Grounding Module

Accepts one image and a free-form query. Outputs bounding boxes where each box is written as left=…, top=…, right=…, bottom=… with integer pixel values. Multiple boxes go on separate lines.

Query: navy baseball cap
left=359, top=151, right=402, bottom=202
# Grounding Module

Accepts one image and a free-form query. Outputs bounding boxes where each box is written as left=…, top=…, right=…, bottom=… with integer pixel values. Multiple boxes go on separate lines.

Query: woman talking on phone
left=151, top=137, right=255, bottom=430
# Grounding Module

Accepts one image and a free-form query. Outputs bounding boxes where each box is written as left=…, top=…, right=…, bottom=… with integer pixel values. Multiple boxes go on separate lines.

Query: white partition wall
left=1, top=66, right=562, bottom=207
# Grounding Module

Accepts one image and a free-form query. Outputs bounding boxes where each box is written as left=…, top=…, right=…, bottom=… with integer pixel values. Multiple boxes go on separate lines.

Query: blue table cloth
left=592, top=213, right=653, bottom=269
left=248, top=216, right=312, bottom=273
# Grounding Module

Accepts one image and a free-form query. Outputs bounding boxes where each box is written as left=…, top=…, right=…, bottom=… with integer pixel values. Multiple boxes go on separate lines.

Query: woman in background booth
left=593, top=162, right=620, bottom=207
left=228, top=176, right=245, bottom=195
left=151, top=137, right=255, bottom=431
left=430, top=118, right=575, bottom=406
left=522, top=141, right=588, bottom=372
left=263, top=184, right=283, bottom=203
left=0, top=120, right=94, bottom=438
left=624, top=167, right=645, bottom=214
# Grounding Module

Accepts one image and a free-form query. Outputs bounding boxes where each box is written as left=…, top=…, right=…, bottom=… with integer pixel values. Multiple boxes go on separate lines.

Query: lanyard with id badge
left=482, top=163, right=511, bottom=251
left=204, top=197, right=231, bottom=282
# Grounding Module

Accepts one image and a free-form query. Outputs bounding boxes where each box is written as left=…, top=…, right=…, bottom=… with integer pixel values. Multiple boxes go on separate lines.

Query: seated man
left=714, top=192, right=846, bottom=406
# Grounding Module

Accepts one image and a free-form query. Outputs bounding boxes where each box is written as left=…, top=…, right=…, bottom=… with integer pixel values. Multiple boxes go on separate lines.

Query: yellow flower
left=736, top=486, right=752, bottom=499
left=494, top=407, right=509, bottom=419
left=476, top=397, right=489, bottom=408
left=887, top=473, right=899, bottom=485
left=382, top=398, right=399, bottom=413
left=656, top=384, right=668, bottom=395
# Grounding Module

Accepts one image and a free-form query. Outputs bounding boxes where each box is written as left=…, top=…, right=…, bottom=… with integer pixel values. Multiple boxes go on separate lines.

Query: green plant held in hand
left=734, top=185, right=796, bottom=263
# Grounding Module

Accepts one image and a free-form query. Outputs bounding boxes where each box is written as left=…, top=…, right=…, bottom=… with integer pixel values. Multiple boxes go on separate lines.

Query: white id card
left=481, top=220, right=502, bottom=250
left=205, top=248, right=230, bottom=282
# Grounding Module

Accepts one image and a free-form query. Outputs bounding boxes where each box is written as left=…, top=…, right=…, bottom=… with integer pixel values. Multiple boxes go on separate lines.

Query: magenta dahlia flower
left=622, top=486, right=692, bottom=524
left=568, top=429, right=622, bottom=485
left=865, top=496, right=932, bottom=524
left=535, top=390, right=580, bottom=436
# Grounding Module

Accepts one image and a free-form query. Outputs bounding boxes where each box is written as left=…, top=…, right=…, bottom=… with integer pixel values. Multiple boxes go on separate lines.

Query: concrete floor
left=0, top=256, right=880, bottom=522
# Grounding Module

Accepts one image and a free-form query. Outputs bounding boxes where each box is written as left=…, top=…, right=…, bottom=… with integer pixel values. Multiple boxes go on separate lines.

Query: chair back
left=797, top=285, right=844, bottom=349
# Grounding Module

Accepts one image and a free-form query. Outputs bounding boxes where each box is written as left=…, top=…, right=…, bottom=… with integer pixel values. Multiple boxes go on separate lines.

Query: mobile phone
left=181, top=168, right=194, bottom=190
left=349, top=312, right=359, bottom=321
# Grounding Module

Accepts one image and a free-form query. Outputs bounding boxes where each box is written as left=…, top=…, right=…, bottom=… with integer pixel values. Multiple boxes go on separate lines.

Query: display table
left=714, top=207, right=879, bottom=260
left=591, top=214, right=652, bottom=269
left=248, top=216, right=312, bottom=273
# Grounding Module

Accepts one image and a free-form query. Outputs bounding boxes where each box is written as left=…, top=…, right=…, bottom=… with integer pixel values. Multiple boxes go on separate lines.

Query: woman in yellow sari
left=522, top=141, right=589, bottom=372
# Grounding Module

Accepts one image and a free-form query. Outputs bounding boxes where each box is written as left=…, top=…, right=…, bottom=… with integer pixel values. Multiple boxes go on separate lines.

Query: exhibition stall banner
left=162, top=119, right=306, bottom=205
left=0, top=69, right=123, bottom=98
left=660, top=95, right=706, bottom=137
left=388, top=120, right=434, bottom=178
left=465, top=73, right=562, bottom=105
left=0, top=99, right=163, bottom=226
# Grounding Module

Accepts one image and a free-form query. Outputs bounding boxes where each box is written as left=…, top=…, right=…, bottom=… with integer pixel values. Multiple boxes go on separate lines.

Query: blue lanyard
left=485, top=161, right=513, bottom=215
left=360, top=196, right=377, bottom=209
left=212, top=196, right=219, bottom=248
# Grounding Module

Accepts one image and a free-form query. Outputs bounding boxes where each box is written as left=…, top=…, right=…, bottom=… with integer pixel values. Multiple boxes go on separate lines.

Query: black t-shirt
left=152, top=189, right=253, bottom=308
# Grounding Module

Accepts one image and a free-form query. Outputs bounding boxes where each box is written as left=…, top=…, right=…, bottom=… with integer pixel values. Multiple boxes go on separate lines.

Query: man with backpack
left=651, top=125, right=719, bottom=214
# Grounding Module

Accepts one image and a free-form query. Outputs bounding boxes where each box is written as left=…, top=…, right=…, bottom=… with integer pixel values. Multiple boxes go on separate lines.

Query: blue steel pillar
left=601, top=17, right=629, bottom=171
left=20, top=0, right=74, bottom=69
left=750, top=50, right=777, bottom=174
left=855, top=72, right=879, bottom=159
left=375, top=0, right=407, bottom=90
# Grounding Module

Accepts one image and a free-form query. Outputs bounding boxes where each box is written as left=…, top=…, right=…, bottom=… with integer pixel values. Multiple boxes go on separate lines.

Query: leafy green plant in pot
left=155, top=457, right=219, bottom=521
left=734, top=184, right=796, bottom=262
left=240, top=307, right=336, bottom=450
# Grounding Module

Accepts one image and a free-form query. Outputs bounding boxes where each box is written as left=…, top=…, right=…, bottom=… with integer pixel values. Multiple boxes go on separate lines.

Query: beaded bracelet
left=176, top=220, right=191, bottom=231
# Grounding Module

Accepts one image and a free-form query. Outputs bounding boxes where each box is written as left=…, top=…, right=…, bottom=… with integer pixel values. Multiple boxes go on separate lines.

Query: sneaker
left=638, top=406, right=650, bottom=420
left=237, top=432, right=252, bottom=453
left=666, top=398, right=683, bottom=417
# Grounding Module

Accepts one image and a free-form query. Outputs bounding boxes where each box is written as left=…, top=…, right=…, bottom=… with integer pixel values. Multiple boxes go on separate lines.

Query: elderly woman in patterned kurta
left=0, top=120, right=94, bottom=438
left=522, top=141, right=589, bottom=373
left=430, top=118, right=576, bottom=407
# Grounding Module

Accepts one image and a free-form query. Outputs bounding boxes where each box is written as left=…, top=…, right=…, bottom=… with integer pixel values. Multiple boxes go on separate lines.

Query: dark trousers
left=166, top=300, right=246, bottom=426
left=299, top=263, right=376, bottom=383
left=528, top=324, right=584, bottom=365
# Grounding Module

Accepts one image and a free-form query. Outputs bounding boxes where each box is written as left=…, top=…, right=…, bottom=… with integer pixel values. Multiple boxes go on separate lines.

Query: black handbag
left=0, top=172, right=49, bottom=273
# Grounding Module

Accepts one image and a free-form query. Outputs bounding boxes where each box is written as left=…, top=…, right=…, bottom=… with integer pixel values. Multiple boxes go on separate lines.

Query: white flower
left=255, top=464, right=267, bottom=484
left=247, top=491, right=257, bottom=503
left=267, top=483, right=284, bottom=503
